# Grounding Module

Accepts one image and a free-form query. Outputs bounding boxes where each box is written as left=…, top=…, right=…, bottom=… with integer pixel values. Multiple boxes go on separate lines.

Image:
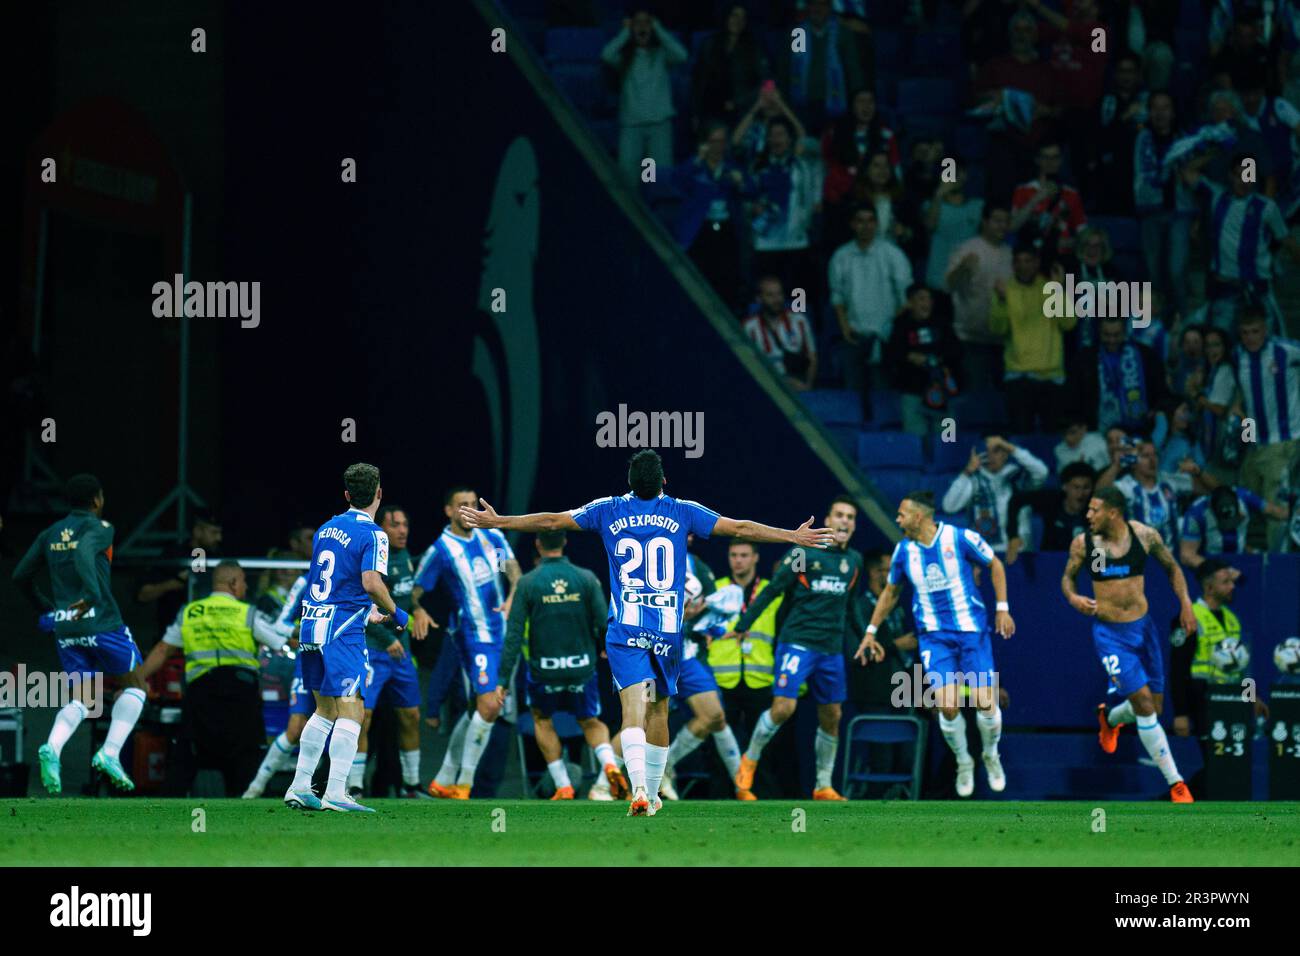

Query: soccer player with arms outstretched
left=1062, top=486, right=1197, bottom=803
left=284, top=463, right=408, bottom=812
left=459, top=449, right=834, bottom=816
left=855, top=491, right=1015, bottom=797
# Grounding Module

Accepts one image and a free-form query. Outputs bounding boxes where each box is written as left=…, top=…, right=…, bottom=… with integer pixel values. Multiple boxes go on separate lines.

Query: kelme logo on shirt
left=594, top=404, right=704, bottom=459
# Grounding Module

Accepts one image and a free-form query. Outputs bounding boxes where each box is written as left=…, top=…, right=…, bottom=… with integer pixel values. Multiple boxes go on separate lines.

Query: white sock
left=325, top=718, right=362, bottom=801
left=271, top=732, right=297, bottom=771
left=666, top=727, right=706, bottom=772
left=100, top=688, right=146, bottom=759
left=644, top=743, right=668, bottom=801
left=1136, top=714, right=1183, bottom=786
left=399, top=749, right=420, bottom=786
left=547, top=759, right=572, bottom=789
left=712, top=726, right=742, bottom=779
left=622, top=727, right=647, bottom=790
left=939, top=711, right=971, bottom=762
left=347, top=753, right=366, bottom=790
left=47, top=700, right=88, bottom=757
left=1108, top=700, right=1137, bottom=727
left=436, top=712, right=470, bottom=786
left=456, top=712, right=493, bottom=788
left=249, top=732, right=294, bottom=792
left=745, top=709, right=780, bottom=761
left=594, top=742, right=616, bottom=768
left=814, top=729, right=838, bottom=790
left=291, top=714, right=334, bottom=791
left=976, top=706, right=1002, bottom=757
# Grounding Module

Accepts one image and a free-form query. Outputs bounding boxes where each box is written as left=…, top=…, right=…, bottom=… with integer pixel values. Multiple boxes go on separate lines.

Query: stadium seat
left=897, top=78, right=958, bottom=117
left=868, top=467, right=926, bottom=505
left=857, top=432, right=924, bottom=469
left=946, top=389, right=1006, bottom=429
left=799, top=389, right=864, bottom=426
left=544, top=27, right=608, bottom=63
left=929, top=434, right=972, bottom=474
left=824, top=423, right=860, bottom=458
left=515, top=711, right=595, bottom=798
left=549, top=62, right=610, bottom=116
left=1009, top=433, right=1060, bottom=474
left=841, top=714, right=926, bottom=800
left=865, top=389, right=903, bottom=429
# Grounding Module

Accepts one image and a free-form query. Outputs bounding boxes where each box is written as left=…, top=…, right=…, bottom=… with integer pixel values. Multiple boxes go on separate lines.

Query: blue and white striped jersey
left=888, top=523, right=993, bottom=635
left=1237, top=337, right=1300, bottom=445
left=1195, top=179, right=1289, bottom=283
left=1181, top=488, right=1266, bottom=555
left=570, top=492, right=719, bottom=635
left=299, top=509, right=388, bottom=645
left=275, top=573, right=308, bottom=639
left=414, top=527, right=514, bottom=646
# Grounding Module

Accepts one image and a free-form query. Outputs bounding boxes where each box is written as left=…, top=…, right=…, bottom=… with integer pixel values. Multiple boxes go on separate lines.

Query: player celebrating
left=284, top=463, right=408, bottom=813
left=729, top=496, right=866, bottom=801
left=856, top=491, right=1015, bottom=798
left=459, top=449, right=835, bottom=816
left=13, top=474, right=148, bottom=794
left=1063, top=486, right=1197, bottom=803
left=413, top=486, right=521, bottom=799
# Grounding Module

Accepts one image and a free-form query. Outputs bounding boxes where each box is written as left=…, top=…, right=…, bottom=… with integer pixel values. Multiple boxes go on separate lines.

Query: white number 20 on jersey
left=615, top=536, right=674, bottom=591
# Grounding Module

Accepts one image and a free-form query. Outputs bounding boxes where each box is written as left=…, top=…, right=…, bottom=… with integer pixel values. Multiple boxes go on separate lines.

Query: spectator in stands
left=1182, top=148, right=1298, bottom=331
left=1180, top=484, right=1289, bottom=566
left=1209, top=10, right=1271, bottom=89
left=1134, top=91, right=1194, bottom=322
left=690, top=5, right=770, bottom=132
left=1010, top=139, right=1088, bottom=265
left=1200, top=91, right=1275, bottom=195
left=885, top=284, right=960, bottom=437
left=1095, top=438, right=1215, bottom=546
left=988, top=244, right=1075, bottom=433
left=137, top=510, right=223, bottom=637
left=1170, top=323, right=1208, bottom=400
left=1091, top=50, right=1147, bottom=215
left=945, top=204, right=1013, bottom=389
left=674, top=122, right=754, bottom=310
left=942, top=432, right=1049, bottom=553
left=749, top=116, right=820, bottom=302
left=1023, top=0, right=1109, bottom=116
left=829, top=204, right=913, bottom=417
left=821, top=89, right=901, bottom=245
left=1055, top=412, right=1111, bottom=473
left=1158, top=401, right=1207, bottom=474
left=782, top=0, right=867, bottom=134
left=743, top=275, right=817, bottom=391
left=1112, top=0, right=1177, bottom=92
left=732, top=82, right=806, bottom=165
left=848, top=151, right=922, bottom=260
left=1235, top=65, right=1300, bottom=221
left=1065, top=224, right=1122, bottom=352
left=1070, top=313, right=1169, bottom=437
left=923, top=158, right=984, bottom=293
left=1233, top=308, right=1300, bottom=550
left=1186, top=326, right=1238, bottom=477
left=1005, top=460, right=1096, bottom=561
left=602, top=9, right=688, bottom=183
left=903, top=136, right=945, bottom=207
left=962, top=0, right=1021, bottom=73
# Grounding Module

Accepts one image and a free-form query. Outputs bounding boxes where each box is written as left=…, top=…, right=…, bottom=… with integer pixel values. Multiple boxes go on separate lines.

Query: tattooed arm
left=1136, top=522, right=1198, bottom=637
left=1061, top=533, right=1096, bottom=616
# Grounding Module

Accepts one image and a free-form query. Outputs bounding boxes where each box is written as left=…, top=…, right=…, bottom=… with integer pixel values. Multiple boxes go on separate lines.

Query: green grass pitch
left=2, top=799, right=1298, bottom=866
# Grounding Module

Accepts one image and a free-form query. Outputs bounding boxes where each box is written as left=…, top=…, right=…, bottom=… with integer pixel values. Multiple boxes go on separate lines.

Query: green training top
left=732, top=544, right=866, bottom=654
left=12, top=509, right=125, bottom=637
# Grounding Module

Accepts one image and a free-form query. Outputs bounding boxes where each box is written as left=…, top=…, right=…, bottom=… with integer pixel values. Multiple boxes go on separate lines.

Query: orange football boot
left=735, top=788, right=757, bottom=801
left=551, top=786, right=575, bottom=800
left=450, top=784, right=471, bottom=800
left=627, top=789, right=650, bottom=816
left=734, top=755, right=757, bottom=791
left=813, top=787, right=847, bottom=801
left=604, top=763, right=630, bottom=799
left=427, top=780, right=457, bottom=799
left=1097, top=703, right=1121, bottom=754
left=1170, top=781, right=1194, bottom=803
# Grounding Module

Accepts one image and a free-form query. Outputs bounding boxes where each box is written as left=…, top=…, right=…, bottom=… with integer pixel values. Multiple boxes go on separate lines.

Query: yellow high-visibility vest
left=707, top=576, right=782, bottom=689
left=1190, top=600, right=1243, bottom=685
left=179, top=591, right=260, bottom=683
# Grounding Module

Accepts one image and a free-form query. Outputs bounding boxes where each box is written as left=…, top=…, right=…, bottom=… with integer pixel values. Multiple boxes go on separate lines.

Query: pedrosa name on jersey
left=319, top=527, right=353, bottom=548
left=607, top=514, right=681, bottom=535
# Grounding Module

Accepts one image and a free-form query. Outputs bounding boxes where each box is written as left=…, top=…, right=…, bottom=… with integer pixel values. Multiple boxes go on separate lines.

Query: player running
left=414, top=486, right=521, bottom=799
left=12, top=474, right=148, bottom=794
left=728, top=495, right=866, bottom=801
left=1062, top=486, right=1197, bottom=803
left=459, top=449, right=835, bottom=816
left=496, top=529, right=626, bottom=799
left=856, top=491, right=1015, bottom=797
left=284, top=463, right=408, bottom=813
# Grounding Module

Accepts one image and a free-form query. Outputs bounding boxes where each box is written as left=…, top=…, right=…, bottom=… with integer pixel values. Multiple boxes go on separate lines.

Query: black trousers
left=168, top=667, right=266, bottom=797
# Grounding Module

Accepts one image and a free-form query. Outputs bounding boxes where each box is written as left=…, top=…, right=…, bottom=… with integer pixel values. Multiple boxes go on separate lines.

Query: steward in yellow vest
left=708, top=572, right=781, bottom=690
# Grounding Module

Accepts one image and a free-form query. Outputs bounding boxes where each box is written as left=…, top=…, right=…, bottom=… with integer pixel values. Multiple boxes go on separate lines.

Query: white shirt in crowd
left=828, top=237, right=913, bottom=341
left=1055, top=430, right=1110, bottom=473
left=941, top=446, right=1049, bottom=552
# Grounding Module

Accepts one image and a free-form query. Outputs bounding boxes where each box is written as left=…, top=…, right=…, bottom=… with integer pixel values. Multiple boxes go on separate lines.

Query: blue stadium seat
left=550, top=62, right=609, bottom=115
left=875, top=68, right=900, bottom=110
left=1009, top=433, right=1059, bottom=472
left=799, top=389, right=864, bottom=426
left=857, top=432, right=924, bottom=469
left=841, top=714, right=926, bottom=799
left=866, top=389, right=903, bottom=429
left=904, top=113, right=956, bottom=144
left=545, top=27, right=609, bottom=63
left=947, top=389, right=1007, bottom=429
left=929, top=435, right=972, bottom=474
left=897, top=78, right=958, bottom=117
left=824, top=423, right=860, bottom=458
left=1087, top=215, right=1140, bottom=255
left=869, top=468, right=926, bottom=505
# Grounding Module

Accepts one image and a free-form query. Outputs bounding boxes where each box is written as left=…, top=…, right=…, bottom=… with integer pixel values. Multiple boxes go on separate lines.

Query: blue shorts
left=605, top=622, right=679, bottom=699
left=56, top=626, right=142, bottom=678
left=525, top=666, right=601, bottom=719
left=773, top=643, right=845, bottom=704
left=918, top=628, right=995, bottom=685
left=675, top=654, right=719, bottom=699
left=363, top=650, right=422, bottom=710
left=289, top=651, right=318, bottom=717
left=1093, top=615, right=1165, bottom=697
left=459, top=640, right=504, bottom=696
left=307, top=634, right=369, bottom=699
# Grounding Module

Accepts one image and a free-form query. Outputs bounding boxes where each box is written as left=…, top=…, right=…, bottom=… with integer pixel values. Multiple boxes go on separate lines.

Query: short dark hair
left=1237, top=307, right=1267, bottom=329
left=536, top=529, right=567, bottom=551
left=65, top=473, right=102, bottom=509
left=376, top=505, right=406, bottom=527
left=828, top=494, right=858, bottom=517
left=850, top=203, right=877, bottom=222
left=729, top=539, right=759, bottom=553
left=444, top=485, right=476, bottom=506
left=982, top=203, right=1009, bottom=222
left=1060, top=462, right=1097, bottom=485
left=902, top=490, right=935, bottom=514
left=1196, top=557, right=1233, bottom=583
left=344, top=463, right=381, bottom=509
left=905, top=282, right=931, bottom=299
left=627, top=449, right=664, bottom=500
left=1093, top=486, right=1128, bottom=517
